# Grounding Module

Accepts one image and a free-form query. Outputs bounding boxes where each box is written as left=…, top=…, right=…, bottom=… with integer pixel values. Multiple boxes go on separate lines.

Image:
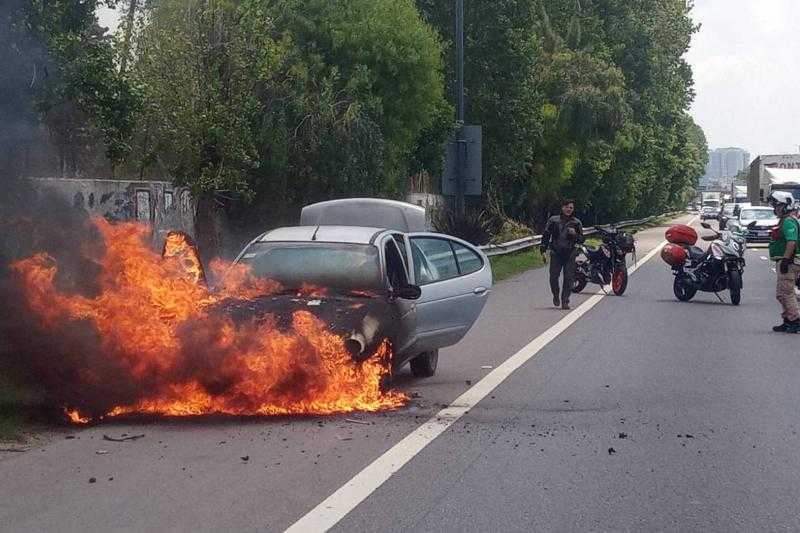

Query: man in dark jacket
left=540, top=199, right=583, bottom=310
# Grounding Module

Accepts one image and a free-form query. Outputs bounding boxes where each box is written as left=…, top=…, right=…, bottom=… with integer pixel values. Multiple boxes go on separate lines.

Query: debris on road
left=465, top=380, right=472, bottom=386
left=88, top=477, right=97, bottom=484
left=618, top=433, right=628, bottom=439
left=95, top=450, right=109, bottom=455
left=344, top=418, right=371, bottom=426
left=608, top=447, right=617, bottom=455
left=64, top=435, right=76, bottom=440
left=241, top=456, right=250, bottom=462
left=102, top=434, right=145, bottom=442
left=481, top=365, right=493, bottom=369
left=337, top=436, right=353, bottom=442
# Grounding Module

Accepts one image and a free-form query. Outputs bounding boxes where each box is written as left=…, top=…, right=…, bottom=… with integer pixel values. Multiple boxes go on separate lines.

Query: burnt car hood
left=210, top=293, right=398, bottom=362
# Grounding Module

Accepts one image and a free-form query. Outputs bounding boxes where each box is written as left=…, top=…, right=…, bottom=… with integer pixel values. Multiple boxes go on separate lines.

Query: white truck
left=747, top=154, right=800, bottom=205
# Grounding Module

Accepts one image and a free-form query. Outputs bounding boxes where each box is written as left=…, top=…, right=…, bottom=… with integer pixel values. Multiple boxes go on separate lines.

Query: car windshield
left=723, top=205, right=735, bottom=215
left=238, top=242, right=383, bottom=294
left=740, top=209, right=775, bottom=221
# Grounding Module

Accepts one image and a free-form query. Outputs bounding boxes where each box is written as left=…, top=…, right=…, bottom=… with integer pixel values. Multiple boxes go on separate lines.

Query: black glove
left=539, top=245, right=548, bottom=256
left=779, top=258, right=791, bottom=274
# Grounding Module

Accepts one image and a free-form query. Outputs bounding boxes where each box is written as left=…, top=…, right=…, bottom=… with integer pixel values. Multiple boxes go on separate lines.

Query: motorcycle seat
left=687, top=246, right=706, bottom=261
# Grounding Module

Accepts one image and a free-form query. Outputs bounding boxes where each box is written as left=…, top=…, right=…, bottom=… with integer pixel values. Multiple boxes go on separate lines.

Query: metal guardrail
left=478, top=212, right=684, bottom=257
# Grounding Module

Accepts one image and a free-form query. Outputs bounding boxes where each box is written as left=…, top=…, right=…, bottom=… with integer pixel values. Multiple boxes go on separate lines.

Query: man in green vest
left=768, top=191, right=800, bottom=333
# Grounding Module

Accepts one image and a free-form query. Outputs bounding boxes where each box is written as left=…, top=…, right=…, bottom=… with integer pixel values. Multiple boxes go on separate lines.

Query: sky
left=96, top=2, right=799, bottom=157
left=686, top=0, right=800, bottom=157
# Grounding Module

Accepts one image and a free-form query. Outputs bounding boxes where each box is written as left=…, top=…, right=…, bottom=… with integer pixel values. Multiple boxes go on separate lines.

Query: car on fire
left=225, top=199, right=493, bottom=378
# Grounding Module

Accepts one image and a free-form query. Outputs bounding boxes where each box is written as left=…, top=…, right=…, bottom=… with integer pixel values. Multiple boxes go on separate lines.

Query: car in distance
left=737, top=206, right=778, bottom=243
left=228, top=199, right=493, bottom=378
left=700, top=205, right=720, bottom=220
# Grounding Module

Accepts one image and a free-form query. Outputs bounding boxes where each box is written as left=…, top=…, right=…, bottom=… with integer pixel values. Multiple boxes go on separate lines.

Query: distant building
left=703, top=147, right=750, bottom=185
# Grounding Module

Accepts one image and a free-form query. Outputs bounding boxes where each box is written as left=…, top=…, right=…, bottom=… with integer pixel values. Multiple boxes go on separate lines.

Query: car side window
left=410, top=237, right=459, bottom=285
left=452, top=242, right=483, bottom=275
left=384, top=239, right=409, bottom=289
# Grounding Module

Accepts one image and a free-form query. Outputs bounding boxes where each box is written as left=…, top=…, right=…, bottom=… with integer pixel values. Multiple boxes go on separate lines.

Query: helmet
left=768, top=190, right=795, bottom=210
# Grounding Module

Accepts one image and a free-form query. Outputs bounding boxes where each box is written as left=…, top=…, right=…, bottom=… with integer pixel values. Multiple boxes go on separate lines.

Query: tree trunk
left=194, top=192, right=220, bottom=266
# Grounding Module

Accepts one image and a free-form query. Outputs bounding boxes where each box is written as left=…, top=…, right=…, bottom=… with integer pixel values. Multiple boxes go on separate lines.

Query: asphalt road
left=3, top=215, right=799, bottom=532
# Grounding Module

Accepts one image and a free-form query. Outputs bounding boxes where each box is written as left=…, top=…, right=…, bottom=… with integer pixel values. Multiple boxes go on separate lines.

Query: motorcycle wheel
left=573, top=271, right=589, bottom=294
left=673, top=275, right=697, bottom=302
left=729, top=269, right=742, bottom=306
left=612, top=266, right=628, bottom=296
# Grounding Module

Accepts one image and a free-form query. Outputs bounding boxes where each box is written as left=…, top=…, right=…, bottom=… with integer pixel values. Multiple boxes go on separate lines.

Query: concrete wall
left=28, top=178, right=196, bottom=244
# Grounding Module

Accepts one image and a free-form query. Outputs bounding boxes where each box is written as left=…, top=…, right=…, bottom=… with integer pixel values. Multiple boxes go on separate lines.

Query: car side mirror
left=747, top=221, right=758, bottom=229
left=394, top=284, right=422, bottom=300
left=700, top=222, right=712, bottom=229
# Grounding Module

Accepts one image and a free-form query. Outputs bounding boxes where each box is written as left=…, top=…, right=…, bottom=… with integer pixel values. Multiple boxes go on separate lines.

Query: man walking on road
left=768, top=191, right=800, bottom=333
left=541, top=199, right=583, bottom=310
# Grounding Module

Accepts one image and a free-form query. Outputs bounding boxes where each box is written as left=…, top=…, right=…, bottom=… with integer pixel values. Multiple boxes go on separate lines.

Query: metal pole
left=455, top=0, right=465, bottom=216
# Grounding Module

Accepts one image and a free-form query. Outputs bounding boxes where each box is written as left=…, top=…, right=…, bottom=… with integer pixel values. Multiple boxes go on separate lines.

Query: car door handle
left=473, top=287, right=488, bottom=295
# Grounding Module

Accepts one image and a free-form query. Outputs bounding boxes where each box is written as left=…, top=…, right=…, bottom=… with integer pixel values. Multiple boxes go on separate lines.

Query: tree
left=0, top=0, right=137, bottom=178
left=130, top=0, right=450, bottom=253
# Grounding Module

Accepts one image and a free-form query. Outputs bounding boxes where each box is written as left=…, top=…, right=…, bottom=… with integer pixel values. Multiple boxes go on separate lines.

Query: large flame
left=10, top=218, right=406, bottom=423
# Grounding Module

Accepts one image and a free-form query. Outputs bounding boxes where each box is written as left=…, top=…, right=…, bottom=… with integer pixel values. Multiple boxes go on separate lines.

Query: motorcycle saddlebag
left=665, top=224, right=698, bottom=246
left=661, top=243, right=688, bottom=267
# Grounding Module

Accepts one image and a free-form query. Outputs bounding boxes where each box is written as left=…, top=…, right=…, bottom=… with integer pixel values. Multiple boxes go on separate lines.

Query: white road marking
left=285, top=220, right=692, bottom=533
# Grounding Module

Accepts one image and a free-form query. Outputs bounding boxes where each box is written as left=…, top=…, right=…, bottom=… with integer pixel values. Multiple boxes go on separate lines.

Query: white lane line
left=285, top=222, right=687, bottom=533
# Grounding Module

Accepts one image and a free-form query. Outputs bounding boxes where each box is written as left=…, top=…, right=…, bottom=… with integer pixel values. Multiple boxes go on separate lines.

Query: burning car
left=226, top=199, right=493, bottom=377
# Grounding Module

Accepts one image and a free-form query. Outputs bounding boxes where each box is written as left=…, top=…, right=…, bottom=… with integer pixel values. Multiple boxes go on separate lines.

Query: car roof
left=740, top=206, right=773, bottom=211
left=257, top=226, right=386, bottom=245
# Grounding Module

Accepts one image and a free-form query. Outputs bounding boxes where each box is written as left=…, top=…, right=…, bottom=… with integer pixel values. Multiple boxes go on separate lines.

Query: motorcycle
left=573, top=226, right=636, bottom=296
left=661, top=221, right=753, bottom=306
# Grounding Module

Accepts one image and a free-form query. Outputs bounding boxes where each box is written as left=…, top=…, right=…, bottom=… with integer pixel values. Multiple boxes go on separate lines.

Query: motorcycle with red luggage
left=573, top=226, right=637, bottom=296
left=661, top=222, right=751, bottom=305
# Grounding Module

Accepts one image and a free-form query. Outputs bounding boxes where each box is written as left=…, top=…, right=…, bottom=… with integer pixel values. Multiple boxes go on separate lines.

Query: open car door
left=406, top=234, right=492, bottom=352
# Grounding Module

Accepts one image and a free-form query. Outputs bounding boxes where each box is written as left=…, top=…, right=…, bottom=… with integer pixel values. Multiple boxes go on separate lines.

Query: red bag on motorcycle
left=661, top=243, right=688, bottom=267
left=665, top=224, right=697, bottom=246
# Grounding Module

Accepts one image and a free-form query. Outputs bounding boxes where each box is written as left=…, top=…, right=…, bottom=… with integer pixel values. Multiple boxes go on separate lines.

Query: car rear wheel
left=410, top=350, right=438, bottom=378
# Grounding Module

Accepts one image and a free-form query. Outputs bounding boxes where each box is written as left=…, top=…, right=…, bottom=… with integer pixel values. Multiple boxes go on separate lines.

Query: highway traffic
left=3, top=215, right=798, bottom=532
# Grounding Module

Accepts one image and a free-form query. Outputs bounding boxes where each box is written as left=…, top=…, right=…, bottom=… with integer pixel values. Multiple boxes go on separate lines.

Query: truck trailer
left=747, top=154, right=800, bottom=205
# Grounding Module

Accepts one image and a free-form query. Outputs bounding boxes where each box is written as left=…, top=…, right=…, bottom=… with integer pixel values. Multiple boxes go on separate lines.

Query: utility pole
left=454, top=0, right=466, bottom=216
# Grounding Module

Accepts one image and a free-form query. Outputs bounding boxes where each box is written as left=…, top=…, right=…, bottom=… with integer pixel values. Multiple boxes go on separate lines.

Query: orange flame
left=10, top=218, right=407, bottom=423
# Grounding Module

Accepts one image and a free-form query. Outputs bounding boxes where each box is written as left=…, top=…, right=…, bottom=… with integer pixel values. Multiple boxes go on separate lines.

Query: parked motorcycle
left=573, top=226, right=637, bottom=296
left=661, top=222, right=752, bottom=306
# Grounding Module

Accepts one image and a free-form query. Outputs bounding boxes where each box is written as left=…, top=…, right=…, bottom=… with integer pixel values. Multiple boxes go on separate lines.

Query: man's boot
left=561, top=300, right=571, bottom=310
left=553, top=294, right=561, bottom=308
left=786, top=319, right=800, bottom=334
left=773, top=318, right=789, bottom=332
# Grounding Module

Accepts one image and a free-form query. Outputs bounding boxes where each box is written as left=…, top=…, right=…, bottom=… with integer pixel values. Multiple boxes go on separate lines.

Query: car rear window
left=239, top=242, right=382, bottom=293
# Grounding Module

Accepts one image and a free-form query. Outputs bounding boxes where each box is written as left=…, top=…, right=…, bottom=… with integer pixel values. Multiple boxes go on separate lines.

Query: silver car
left=738, top=206, right=778, bottom=243
left=229, top=199, right=493, bottom=377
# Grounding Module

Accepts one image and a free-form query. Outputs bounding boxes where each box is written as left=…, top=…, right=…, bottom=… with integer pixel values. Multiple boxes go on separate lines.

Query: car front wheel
left=410, top=350, right=438, bottom=378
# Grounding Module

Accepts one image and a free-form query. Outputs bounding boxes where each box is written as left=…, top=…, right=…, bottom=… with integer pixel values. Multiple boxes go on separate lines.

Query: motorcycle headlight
left=711, top=242, right=725, bottom=260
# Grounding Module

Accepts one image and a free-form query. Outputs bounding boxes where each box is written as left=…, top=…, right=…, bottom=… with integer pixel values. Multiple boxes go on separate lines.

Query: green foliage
left=416, top=0, right=708, bottom=228
left=0, top=0, right=137, bottom=175
left=130, top=0, right=451, bottom=227
left=432, top=208, right=500, bottom=246
left=489, top=248, right=545, bottom=282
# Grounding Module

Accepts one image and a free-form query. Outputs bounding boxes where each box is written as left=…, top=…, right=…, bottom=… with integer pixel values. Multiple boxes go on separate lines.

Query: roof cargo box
left=300, top=198, right=428, bottom=233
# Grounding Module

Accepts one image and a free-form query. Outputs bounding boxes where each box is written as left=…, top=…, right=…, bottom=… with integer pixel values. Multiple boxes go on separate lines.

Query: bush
left=432, top=208, right=501, bottom=246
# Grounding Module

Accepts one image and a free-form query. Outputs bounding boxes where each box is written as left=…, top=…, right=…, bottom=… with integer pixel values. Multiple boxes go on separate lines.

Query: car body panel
left=405, top=233, right=492, bottom=353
